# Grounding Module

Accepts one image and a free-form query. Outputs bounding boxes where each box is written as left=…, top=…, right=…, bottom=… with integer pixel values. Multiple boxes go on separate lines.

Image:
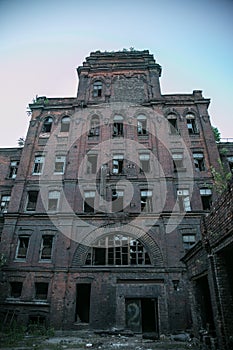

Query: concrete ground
left=0, top=330, right=201, bottom=350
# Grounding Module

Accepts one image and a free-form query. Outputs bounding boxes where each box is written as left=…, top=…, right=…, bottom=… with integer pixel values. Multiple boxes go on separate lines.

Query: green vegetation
left=211, top=158, right=232, bottom=195
left=212, top=126, right=221, bottom=142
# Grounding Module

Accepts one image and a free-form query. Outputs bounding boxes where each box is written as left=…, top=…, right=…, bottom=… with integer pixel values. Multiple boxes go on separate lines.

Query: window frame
left=54, top=156, right=66, bottom=174
left=9, top=160, right=19, bottom=179
left=177, top=189, right=191, bottom=212
left=48, top=190, right=60, bottom=211
left=26, top=190, right=39, bottom=212
left=193, top=152, right=205, bottom=171
left=16, top=235, right=30, bottom=259
left=93, top=81, right=102, bottom=97
left=140, top=190, right=153, bottom=212
left=41, top=117, right=53, bottom=133
left=60, top=116, right=70, bottom=133
left=83, top=191, right=95, bottom=213
left=32, top=156, right=45, bottom=175
left=137, top=115, right=148, bottom=136
left=40, top=235, right=54, bottom=261
left=0, top=195, right=11, bottom=213
left=186, top=114, right=198, bottom=134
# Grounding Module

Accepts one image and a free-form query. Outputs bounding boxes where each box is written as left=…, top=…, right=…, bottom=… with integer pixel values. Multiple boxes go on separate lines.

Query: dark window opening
left=40, top=235, right=53, bottom=260
left=17, top=236, right=29, bottom=259
left=193, top=153, right=205, bottom=171
left=168, top=116, right=178, bottom=135
left=0, top=195, right=11, bottom=213
left=84, top=192, right=95, bottom=213
left=26, top=191, right=38, bottom=211
left=137, top=118, right=147, bottom=135
left=76, top=284, right=91, bottom=323
left=140, top=191, right=153, bottom=212
left=227, top=156, right=233, bottom=173
left=42, top=117, right=53, bottom=133
left=32, top=156, right=44, bottom=174
left=182, top=234, right=196, bottom=250
left=93, top=81, right=102, bottom=97
left=87, top=155, right=98, bottom=174
left=9, top=161, right=19, bottom=179
left=35, top=282, right=48, bottom=300
left=201, top=195, right=212, bottom=210
left=10, top=282, right=23, bottom=298
left=113, top=122, right=123, bottom=137
left=186, top=115, right=198, bottom=134
left=112, top=158, right=124, bottom=174
left=88, top=117, right=100, bottom=138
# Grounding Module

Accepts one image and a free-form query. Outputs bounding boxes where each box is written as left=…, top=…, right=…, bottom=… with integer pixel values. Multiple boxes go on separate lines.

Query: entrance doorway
left=125, top=298, right=158, bottom=333
left=76, top=284, right=91, bottom=323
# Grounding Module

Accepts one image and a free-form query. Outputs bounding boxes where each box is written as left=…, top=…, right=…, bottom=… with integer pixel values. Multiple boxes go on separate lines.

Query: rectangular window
left=177, top=189, right=191, bottom=212
left=54, top=156, right=66, bottom=174
left=186, top=116, right=198, bottom=134
left=168, top=118, right=178, bottom=134
left=9, top=161, right=19, bottom=179
left=112, top=155, right=124, bottom=174
left=182, top=234, right=196, bottom=250
left=139, top=154, right=150, bottom=173
left=35, top=282, right=48, bottom=300
left=84, top=191, right=95, bottom=213
left=193, top=153, right=205, bottom=171
left=113, top=122, right=123, bottom=137
left=26, top=191, right=38, bottom=211
left=200, top=188, right=212, bottom=210
left=140, top=190, right=153, bottom=212
left=16, top=236, right=29, bottom=259
left=48, top=191, right=60, bottom=211
left=0, top=195, right=11, bottom=213
left=137, top=119, right=147, bottom=135
left=112, top=190, right=124, bottom=212
left=10, top=282, right=23, bottom=298
left=87, top=155, right=98, bottom=174
left=32, top=156, right=44, bottom=175
left=40, top=235, right=54, bottom=260
left=172, top=153, right=184, bottom=172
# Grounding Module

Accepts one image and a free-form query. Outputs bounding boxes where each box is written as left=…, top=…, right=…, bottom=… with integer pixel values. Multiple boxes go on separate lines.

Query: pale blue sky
left=0, top=0, right=233, bottom=147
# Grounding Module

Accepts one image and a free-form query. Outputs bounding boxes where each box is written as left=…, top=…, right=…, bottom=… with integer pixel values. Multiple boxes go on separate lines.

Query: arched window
left=89, top=116, right=100, bottom=138
left=186, top=113, right=198, bottom=134
left=93, top=81, right=102, bottom=97
left=137, top=115, right=147, bottom=135
left=167, top=113, right=178, bottom=134
left=113, top=115, right=124, bottom=137
left=42, top=117, right=53, bottom=133
left=60, top=116, right=70, bottom=132
left=85, top=234, right=151, bottom=266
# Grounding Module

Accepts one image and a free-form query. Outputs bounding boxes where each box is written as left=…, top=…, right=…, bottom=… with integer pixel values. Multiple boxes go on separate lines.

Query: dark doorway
left=76, top=284, right=91, bottom=323
left=125, top=298, right=158, bottom=333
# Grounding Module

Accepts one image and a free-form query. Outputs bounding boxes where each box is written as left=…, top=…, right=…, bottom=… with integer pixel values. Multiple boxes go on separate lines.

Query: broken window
left=26, top=191, right=38, bottom=211
left=84, top=191, right=95, bottom=213
left=93, top=81, right=102, bottom=97
left=172, top=153, right=184, bottom=172
left=140, top=190, right=153, bottom=212
left=200, top=188, right=212, bottom=210
left=112, top=189, right=124, bottom=212
left=186, top=113, right=198, bottom=134
left=40, top=235, right=54, bottom=260
left=35, top=282, right=48, bottom=300
left=139, top=154, right=150, bottom=173
left=88, top=116, right=100, bottom=138
left=113, top=116, right=124, bottom=137
left=193, top=153, right=205, bottom=171
left=41, top=117, right=53, bottom=133
left=32, top=156, right=44, bottom=175
left=60, top=116, right=70, bottom=132
left=87, top=154, right=98, bottom=174
left=16, top=236, right=30, bottom=259
left=112, top=154, right=124, bottom=174
left=177, top=189, right=191, bottom=212
left=85, top=235, right=151, bottom=266
left=48, top=191, right=60, bottom=211
left=182, top=234, right=196, bottom=250
left=54, top=156, right=66, bottom=174
left=10, top=282, right=23, bottom=298
left=137, top=115, right=147, bottom=135
left=9, top=161, right=19, bottom=179
left=167, top=114, right=178, bottom=134
left=0, top=195, right=11, bottom=213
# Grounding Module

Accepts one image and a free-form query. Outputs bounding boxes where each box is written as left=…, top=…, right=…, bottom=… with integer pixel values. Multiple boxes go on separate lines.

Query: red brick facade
left=0, top=50, right=223, bottom=335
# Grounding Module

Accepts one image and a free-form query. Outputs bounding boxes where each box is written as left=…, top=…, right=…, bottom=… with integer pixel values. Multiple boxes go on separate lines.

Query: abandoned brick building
left=0, top=50, right=231, bottom=336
